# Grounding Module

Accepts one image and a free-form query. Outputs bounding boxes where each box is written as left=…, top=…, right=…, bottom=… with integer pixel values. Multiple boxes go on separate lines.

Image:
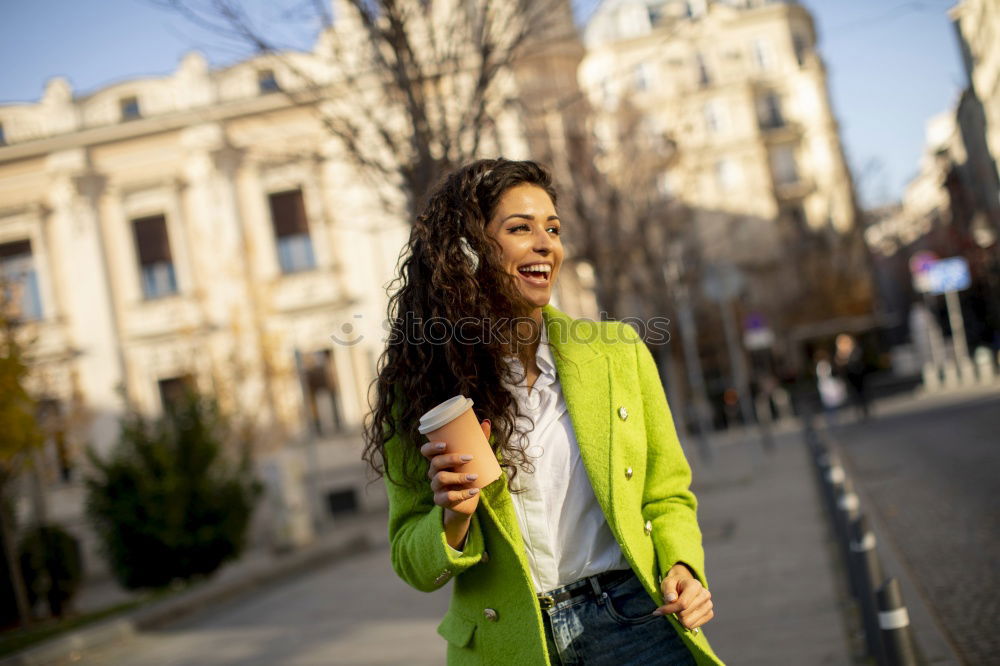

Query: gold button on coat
left=618, top=406, right=629, bottom=421
left=644, top=520, right=653, bottom=536
left=483, top=608, right=499, bottom=622
left=625, top=467, right=634, bottom=480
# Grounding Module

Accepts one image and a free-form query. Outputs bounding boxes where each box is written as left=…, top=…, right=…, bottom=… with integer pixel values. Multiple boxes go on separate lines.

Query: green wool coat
left=384, top=304, right=725, bottom=665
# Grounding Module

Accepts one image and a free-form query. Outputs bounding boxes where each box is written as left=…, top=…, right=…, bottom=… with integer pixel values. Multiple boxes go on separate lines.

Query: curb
left=0, top=524, right=380, bottom=666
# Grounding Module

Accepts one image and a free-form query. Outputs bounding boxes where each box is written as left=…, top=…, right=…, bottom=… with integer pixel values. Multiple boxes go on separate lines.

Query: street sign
left=909, top=251, right=938, bottom=275
left=926, top=257, right=971, bottom=294
left=742, top=311, right=773, bottom=349
left=744, top=328, right=775, bottom=350
left=909, top=251, right=939, bottom=294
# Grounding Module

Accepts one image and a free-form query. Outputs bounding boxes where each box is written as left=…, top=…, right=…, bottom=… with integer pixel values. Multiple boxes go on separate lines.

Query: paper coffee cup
left=419, top=395, right=502, bottom=511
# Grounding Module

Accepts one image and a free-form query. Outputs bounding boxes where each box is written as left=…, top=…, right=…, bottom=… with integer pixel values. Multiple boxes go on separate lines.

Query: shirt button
left=644, top=520, right=653, bottom=536
left=481, top=550, right=490, bottom=564
left=484, top=608, right=499, bottom=622
left=618, top=406, right=629, bottom=421
left=625, top=467, right=634, bottom=480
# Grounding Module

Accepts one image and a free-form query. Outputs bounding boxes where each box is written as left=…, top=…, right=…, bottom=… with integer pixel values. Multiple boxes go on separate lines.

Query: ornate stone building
left=577, top=0, right=870, bottom=382
left=0, top=11, right=590, bottom=572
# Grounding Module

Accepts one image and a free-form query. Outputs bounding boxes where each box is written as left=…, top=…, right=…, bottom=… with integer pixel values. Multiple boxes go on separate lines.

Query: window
left=696, top=53, right=711, bottom=87
left=793, top=33, right=808, bottom=67
left=269, top=189, right=316, bottom=273
left=634, top=63, right=653, bottom=92
left=781, top=205, right=808, bottom=234
left=0, top=239, right=42, bottom=321
left=771, top=145, right=799, bottom=185
left=686, top=0, right=707, bottom=19
left=297, top=349, right=343, bottom=436
left=757, top=92, right=784, bottom=129
left=752, top=38, right=774, bottom=71
left=704, top=100, right=727, bottom=134
left=158, top=375, right=194, bottom=415
left=656, top=171, right=676, bottom=199
left=132, top=215, right=178, bottom=299
left=715, top=159, right=742, bottom=192
left=37, top=398, right=72, bottom=483
left=257, top=69, right=280, bottom=93
left=120, top=96, right=141, bottom=121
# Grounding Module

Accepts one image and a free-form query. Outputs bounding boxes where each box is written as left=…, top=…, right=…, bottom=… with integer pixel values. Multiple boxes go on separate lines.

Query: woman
left=363, top=158, right=722, bottom=665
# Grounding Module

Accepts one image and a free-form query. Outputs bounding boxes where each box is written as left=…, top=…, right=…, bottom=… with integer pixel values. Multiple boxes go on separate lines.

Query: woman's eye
left=548, top=226, right=561, bottom=235
left=510, top=224, right=529, bottom=232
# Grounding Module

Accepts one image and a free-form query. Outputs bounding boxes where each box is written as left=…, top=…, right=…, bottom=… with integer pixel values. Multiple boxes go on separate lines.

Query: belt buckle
left=538, top=594, right=555, bottom=610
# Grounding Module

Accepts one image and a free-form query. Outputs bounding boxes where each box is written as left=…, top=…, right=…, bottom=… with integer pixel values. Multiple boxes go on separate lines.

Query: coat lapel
left=542, top=305, right=614, bottom=523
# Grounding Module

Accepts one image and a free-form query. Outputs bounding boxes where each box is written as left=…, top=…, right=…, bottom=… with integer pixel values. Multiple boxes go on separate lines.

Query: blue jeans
left=541, top=570, right=697, bottom=665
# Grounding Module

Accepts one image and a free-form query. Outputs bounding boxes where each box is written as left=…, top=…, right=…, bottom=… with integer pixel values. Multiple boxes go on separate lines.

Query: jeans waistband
left=537, top=569, right=634, bottom=610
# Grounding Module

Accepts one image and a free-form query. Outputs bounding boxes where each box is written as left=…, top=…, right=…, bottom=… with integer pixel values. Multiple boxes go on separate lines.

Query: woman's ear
left=459, top=236, right=480, bottom=272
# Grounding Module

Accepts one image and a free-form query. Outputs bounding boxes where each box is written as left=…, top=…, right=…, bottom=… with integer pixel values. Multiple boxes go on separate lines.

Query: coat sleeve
left=624, top=323, right=709, bottom=590
left=383, top=427, right=487, bottom=592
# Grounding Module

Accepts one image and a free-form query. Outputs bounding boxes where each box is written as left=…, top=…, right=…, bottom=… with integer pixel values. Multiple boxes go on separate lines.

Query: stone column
left=180, top=124, right=277, bottom=435
left=45, top=149, right=125, bottom=455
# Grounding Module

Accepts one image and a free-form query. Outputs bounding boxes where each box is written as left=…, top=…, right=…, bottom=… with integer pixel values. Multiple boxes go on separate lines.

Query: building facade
left=577, top=0, right=870, bottom=390
left=0, top=13, right=592, bottom=574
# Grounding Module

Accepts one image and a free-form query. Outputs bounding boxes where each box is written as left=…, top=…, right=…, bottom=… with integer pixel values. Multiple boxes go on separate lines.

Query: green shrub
left=85, top=390, right=260, bottom=590
left=0, top=506, right=18, bottom=629
left=18, top=524, right=82, bottom=618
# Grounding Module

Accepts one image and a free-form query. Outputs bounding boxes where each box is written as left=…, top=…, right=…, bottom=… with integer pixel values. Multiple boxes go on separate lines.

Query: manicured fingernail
left=466, top=473, right=479, bottom=481
left=652, top=610, right=663, bottom=616
left=468, top=488, right=479, bottom=495
left=435, top=442, right=446, bottom=450
left=666, top=593, right=677, bottom=602
left=461, top=454, right=473, bottom=461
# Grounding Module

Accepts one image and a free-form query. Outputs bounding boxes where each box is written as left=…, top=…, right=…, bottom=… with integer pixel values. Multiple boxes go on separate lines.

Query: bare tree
left=524, top=89, right=688, bottom=319
left=154, top=0, right=575, bottom=218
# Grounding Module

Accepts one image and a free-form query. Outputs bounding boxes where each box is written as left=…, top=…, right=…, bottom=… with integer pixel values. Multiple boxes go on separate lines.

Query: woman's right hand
left=419, top=419, right=491, bottom=516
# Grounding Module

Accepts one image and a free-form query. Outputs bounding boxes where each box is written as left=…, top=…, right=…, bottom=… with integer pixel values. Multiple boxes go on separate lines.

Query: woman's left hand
left=653, top=563, right=714, bottom=631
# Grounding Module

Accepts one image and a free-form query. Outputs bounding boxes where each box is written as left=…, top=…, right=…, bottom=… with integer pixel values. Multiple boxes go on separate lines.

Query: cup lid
left=418, top=395, right=474, bottom=434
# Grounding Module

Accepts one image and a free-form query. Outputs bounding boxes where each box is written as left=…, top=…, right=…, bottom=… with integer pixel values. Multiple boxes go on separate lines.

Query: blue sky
left=0, top=0, right=966, bottom=207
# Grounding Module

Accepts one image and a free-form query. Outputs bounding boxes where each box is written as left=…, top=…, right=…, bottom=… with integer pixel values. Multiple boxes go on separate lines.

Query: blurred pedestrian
left=833, top=333, right=870, bottom=420
left=363, top=159, right=722, bottom=665
left=814, top=349, right=846, bottom=427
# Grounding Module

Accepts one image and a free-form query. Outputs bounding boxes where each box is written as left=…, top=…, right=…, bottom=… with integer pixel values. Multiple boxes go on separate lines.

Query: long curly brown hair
left=363, top=158, right=560, bottom=488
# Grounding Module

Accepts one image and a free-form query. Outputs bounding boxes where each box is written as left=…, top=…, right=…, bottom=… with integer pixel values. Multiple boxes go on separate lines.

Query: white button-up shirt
left=502, top=326, right=628, bottom=594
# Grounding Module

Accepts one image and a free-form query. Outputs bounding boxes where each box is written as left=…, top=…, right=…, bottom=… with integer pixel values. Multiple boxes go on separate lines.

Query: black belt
left=537, top=569, right=634, bottom=609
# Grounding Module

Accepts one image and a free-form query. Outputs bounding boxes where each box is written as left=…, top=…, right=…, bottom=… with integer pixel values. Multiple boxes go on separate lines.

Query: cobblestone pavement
left=831, top=392, right=1000, bottom=666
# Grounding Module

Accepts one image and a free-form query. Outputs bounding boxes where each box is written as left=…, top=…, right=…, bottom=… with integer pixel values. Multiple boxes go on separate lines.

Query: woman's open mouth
left=517, top=263, right=552, bottom=286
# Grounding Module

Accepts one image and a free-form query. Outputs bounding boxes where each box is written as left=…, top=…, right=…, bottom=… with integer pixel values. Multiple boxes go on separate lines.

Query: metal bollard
left=850, top=515, right=887, bottom=665
left=825, top=462, right=846, bottom=537
left=835, top=479, right=861, bottom=599
left=877, top=578, right=919, bottom=666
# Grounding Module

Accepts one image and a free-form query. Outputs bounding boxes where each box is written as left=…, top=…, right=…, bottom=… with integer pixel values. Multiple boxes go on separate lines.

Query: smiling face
left=486, top=183, right=563, bottom=319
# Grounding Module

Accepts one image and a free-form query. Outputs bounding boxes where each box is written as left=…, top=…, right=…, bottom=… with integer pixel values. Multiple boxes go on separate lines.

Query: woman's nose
left=533, top=228, right=553, bottom=252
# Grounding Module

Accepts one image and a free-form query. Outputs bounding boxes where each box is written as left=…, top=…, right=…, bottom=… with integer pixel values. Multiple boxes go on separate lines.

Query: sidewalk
left=6, top=427, right=857, bottom=666
left=690, top=428, right=856, bottom=665
left=0, top=514, right=388, bottom=666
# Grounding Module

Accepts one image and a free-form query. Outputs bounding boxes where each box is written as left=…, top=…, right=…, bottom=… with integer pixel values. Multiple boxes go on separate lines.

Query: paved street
left=72, top=538, right=450, bottom=666
left=832, top=391, right=1000, bottom=666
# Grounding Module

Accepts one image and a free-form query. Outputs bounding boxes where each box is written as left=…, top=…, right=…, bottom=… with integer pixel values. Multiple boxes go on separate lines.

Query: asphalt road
left=74, top=543, right=450, bottom=666
left=832, top=392, right=1000, bottom=666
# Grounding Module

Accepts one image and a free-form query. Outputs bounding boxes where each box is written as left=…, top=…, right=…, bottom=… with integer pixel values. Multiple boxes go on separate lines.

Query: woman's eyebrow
left=500, top=213, right=561, bottom=222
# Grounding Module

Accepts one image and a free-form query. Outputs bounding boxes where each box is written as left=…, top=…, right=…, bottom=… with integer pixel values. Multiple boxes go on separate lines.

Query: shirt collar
left=503, top=325, right=557, bottom=386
